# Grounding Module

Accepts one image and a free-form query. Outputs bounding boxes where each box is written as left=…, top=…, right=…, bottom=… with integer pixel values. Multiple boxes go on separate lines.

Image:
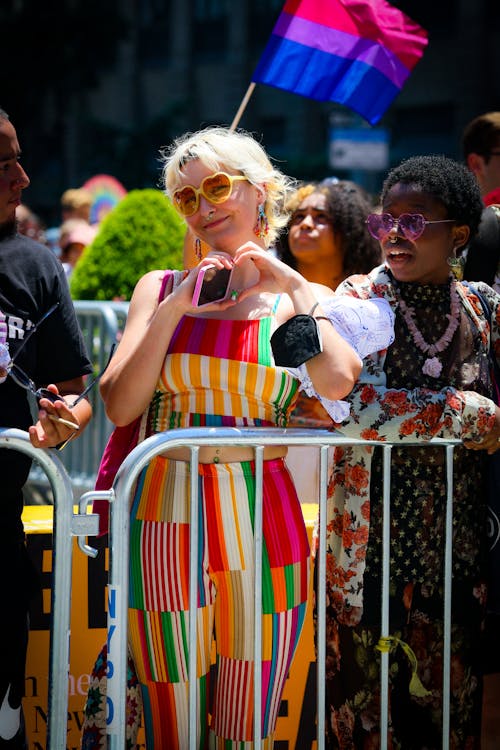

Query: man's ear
left=466, top=152, right=484, bottom=178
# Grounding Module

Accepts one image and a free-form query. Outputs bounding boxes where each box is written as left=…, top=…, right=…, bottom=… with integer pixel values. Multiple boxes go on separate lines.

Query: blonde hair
left=284, top=183, right=317, bottom=213
left=61, top=188, right=92, bottom=210
left=161, top=126, right=295, bottom=248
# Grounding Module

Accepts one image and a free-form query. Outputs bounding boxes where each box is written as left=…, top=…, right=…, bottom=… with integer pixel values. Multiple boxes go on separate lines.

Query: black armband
left=271, top=314, right=323, bottom=367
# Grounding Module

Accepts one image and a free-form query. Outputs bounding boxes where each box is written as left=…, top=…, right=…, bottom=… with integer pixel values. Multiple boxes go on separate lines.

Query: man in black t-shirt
left=0, top=108, right=92, bottom=748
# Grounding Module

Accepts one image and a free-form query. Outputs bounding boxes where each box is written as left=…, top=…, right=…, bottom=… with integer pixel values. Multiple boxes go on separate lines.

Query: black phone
left=192, top=265, right=234, bottom=307
left=35, top=387, right=63, bottom=407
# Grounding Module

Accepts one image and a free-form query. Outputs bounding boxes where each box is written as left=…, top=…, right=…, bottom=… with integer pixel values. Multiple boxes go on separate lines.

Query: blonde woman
left=82, top=126, right=392, bottom=748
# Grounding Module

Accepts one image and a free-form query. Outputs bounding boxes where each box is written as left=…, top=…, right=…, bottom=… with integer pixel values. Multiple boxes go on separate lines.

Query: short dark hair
left=380, top=154, right=483, bottom=240
left=462, top=111, right=500, bottom=160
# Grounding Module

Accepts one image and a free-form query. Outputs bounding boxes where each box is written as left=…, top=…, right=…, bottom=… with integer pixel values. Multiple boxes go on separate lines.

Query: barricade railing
left=27, top=300, right=129, bottom=500
left=77, top=427, right=461, bottom=750
left=0, top=428, right=100, bottom=750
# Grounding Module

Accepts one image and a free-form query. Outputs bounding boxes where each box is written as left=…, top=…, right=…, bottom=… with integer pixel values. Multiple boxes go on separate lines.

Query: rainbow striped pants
left=128, top=455, right=310, bottom=749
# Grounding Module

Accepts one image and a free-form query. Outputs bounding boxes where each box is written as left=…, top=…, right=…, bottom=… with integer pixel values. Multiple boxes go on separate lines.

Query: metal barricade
left=27, top=300, right=129, bottom=499
left=77, top=427, right=460, bottom=750
left=0, top=428, right=99, bottom=750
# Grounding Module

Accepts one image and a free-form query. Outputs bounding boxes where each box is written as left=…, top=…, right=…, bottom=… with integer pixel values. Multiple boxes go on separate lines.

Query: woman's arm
left=294, top=296, right=395, bottom=421
left=330, top=347, right=497, bottom=445
left=100, top=258, right=238, bottom=425
left=99, top=270, right=177, bottom=425
left=330, top=271, right=498, bottom=445
left=292, top=284, right=364, bottom=402
left=234, top=245, right=362, bottom=401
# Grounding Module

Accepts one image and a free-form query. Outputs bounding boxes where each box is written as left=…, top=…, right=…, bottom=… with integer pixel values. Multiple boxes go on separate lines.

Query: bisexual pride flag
left=252, top=0, right=428, bottom=125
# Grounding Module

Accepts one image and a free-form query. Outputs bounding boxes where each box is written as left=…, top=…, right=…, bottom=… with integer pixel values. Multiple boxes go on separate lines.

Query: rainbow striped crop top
left=146, top=315, right=299, bottom=435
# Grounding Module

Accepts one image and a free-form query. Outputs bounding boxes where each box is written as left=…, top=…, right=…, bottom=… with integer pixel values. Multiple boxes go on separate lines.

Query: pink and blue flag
left=252, top=0, right=428, bottom=125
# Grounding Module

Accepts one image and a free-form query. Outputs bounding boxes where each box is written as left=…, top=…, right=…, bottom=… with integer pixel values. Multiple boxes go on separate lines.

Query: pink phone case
left=191, top=265, right=234, bottom=307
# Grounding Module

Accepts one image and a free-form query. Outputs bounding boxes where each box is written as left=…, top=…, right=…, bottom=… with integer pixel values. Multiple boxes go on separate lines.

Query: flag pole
left=229, top=82, right=256, bottom=131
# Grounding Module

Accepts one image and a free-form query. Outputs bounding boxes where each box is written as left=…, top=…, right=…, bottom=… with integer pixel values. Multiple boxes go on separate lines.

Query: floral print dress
left=316, top=265, right=500, bottom=750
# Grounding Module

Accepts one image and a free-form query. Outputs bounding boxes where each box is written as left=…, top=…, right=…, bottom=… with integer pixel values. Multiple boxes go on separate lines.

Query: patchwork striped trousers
left=128, top=455, right=310, bottom=749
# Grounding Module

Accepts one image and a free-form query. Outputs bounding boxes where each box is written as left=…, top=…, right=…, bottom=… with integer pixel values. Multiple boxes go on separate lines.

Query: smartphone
left=192, top=265, right=234, bottom=307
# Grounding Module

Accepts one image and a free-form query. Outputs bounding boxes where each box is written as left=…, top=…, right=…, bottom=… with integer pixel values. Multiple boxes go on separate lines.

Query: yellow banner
left=23, top=504, right=318, bottom=749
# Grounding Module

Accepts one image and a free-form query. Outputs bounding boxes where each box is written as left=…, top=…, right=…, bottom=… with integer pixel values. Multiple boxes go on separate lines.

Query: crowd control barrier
left=76, top=427, right=460, bottom=750
left=0, top=428, right=100, bottom=750
left=27, top=301, right=129, bottom=500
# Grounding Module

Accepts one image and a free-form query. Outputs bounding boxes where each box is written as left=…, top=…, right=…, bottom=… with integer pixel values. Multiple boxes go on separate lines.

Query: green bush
left=70, top=188, right=186, bottom=300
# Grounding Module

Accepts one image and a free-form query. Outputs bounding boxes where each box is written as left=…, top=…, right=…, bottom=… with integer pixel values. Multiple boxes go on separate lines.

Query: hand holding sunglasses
left=3, top=298, right=116, bottom=448
left=8, top=365, right=80, bottom=430
left=0, top=303, right=78, bottom=434
left=9, top=346, right=116, bottom=449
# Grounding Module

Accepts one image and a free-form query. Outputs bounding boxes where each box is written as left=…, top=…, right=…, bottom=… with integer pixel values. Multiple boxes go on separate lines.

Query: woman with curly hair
left=276, top=179, right=381, bottom=290
left=276, top=180, right=381, bottom=501
left=319, top=154, right=500, bottom=748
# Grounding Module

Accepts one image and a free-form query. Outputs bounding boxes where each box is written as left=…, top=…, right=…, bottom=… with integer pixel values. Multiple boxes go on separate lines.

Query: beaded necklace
left=397, top=279, right=461, bottom=378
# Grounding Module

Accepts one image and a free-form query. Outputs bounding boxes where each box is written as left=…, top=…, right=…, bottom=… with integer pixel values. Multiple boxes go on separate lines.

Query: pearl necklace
left=397, top=280, right=461, bottom=378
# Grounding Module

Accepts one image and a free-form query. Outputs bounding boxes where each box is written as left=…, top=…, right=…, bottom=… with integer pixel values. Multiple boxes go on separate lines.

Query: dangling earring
left=254, top=203, right=269, bottom=239
left=194, top=237, right=202, bottom=261
left=447, top=250, right=464, bottom=281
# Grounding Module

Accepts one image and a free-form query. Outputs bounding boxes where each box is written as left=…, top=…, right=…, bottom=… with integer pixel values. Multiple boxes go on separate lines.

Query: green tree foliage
left=70, top=189, right=185, bottom=301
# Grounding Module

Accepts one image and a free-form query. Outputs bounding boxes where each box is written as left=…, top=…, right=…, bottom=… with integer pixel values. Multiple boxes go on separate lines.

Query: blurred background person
left=44, top=226, right=61, bottom=257
left=15, top=203, right=46, bottom=244
left=462, top=111, right=500, bottom=737
left=462, top=112, right=500, bottom=291
left=60, top=187, right=93, bottom=225
left=277, top=179, right=381, bottom=290
left=276, top=179, right=381, bottom=502
left=58, top=218, right=96, bottom=279
left=463, top=111, right=500, bottom=207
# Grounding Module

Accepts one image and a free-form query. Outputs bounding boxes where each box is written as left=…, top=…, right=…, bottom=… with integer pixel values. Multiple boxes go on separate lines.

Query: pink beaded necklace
left=397, top=280, right=461, bottom=378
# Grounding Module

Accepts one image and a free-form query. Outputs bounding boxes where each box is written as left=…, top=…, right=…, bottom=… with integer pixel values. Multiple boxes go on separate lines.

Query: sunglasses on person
left=172, top=172, right=249, bottom=217
left=366, top=213, right=456, bottom=242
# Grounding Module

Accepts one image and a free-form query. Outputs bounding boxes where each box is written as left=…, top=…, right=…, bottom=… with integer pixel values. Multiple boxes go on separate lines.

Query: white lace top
left=292, top=296, right=395, bottom=422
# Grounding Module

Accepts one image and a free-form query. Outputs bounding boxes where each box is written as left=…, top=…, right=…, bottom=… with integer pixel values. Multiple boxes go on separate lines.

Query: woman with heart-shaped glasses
left=81, top=125, right=394, bottom=749
left=316, top=154, right=500, bottom=749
